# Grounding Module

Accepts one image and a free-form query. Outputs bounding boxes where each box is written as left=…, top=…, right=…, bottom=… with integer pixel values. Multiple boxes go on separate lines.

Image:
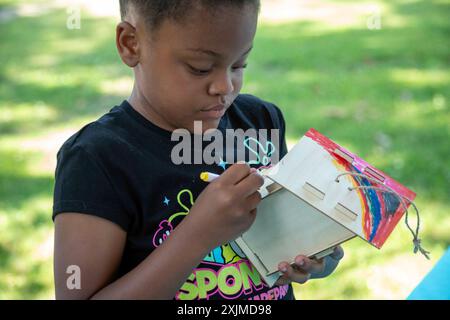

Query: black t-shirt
left=53, top=94, right=294, bottom=300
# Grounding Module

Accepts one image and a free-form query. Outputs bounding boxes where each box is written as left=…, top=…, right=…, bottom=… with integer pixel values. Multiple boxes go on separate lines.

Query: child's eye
left=187, top=64, right=212, bottom=76
left=186, top=63, right=248, bottom=76
left=232, top=63, right=248, bottom=71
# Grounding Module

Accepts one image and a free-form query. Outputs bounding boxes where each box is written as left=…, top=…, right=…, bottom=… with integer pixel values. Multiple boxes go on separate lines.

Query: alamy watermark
left=66, top=6, right=81, bottom=30
left=66, top=265, right=81, bottom=290
left=367, top=5, right=382, bottom=30
left=170, top=121, right=281, bottom=167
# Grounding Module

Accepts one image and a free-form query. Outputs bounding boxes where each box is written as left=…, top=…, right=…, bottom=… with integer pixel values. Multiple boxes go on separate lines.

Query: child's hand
left=275, top=246, right=345, bottom=286
left=186, top=162, right=264, bottom=249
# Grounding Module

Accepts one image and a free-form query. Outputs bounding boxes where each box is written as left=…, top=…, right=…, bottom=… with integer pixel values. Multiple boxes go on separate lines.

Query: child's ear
left=116, top=21, right=139, bottom=68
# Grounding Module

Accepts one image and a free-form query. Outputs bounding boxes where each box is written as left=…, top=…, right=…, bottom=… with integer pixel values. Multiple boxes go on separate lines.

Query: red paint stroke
left=305, top=128, right=416, bottom=248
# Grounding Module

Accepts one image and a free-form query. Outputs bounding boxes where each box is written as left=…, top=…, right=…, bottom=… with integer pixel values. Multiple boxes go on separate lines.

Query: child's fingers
left=218, top=161, right=251, bottom=185
left=274, top=275, right=291, bottom=286
left=278, top=262, right=311, bottom=285
left=246, top=191, right=262, bottom=212
left=293, top=255, right=325, bottom=275
left=236, top=172, right=265, bottom=197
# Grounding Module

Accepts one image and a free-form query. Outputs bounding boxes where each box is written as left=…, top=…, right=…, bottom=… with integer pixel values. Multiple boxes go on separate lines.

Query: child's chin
left=202, top=121, right=221, bottom=132
left=187, top=119, right=221, bottom=134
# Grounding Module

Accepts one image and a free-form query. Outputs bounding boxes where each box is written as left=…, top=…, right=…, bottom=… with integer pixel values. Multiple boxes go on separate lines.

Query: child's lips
left=201, top=104, right=227, bottom=119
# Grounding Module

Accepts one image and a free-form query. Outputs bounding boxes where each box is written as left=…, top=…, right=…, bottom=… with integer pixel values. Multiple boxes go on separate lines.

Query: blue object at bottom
left=408, top=247, right=450, bottom=300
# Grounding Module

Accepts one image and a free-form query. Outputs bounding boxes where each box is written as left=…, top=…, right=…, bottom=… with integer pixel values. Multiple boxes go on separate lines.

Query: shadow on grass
left=0, top=9, right=127, bottom=134
left=0, top=148, right=54, bottom=209
left=0, top=148, right=54, bottom=299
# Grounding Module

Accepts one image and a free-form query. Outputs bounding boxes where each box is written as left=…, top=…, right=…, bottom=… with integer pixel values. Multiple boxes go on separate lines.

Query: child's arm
left=54, top=162, right=263, bottom=299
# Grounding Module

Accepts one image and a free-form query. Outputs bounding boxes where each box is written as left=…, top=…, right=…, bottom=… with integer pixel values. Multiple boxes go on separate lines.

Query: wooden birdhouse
left=235, top=128, right=424, bottom=287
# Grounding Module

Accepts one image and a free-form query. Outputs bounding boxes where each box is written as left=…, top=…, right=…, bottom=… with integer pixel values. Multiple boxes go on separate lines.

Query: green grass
left=0, top=0, right=449, bottom=299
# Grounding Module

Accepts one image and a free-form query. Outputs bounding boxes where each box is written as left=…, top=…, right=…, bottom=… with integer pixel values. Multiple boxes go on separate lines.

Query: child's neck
left=128, top=85, right=177, bottom=133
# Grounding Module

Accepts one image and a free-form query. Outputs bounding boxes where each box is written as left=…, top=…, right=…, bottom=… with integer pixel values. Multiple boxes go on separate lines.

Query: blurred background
left=0, top=0, right=448, bottom=299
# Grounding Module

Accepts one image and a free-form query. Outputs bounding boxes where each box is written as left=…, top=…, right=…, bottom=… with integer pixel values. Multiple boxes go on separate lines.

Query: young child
left=53, top=0, right=344, bottom=300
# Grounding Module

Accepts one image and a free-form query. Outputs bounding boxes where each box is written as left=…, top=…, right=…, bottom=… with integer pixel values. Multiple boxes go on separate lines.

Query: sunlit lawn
left=0, top=0, right=449, bottom=299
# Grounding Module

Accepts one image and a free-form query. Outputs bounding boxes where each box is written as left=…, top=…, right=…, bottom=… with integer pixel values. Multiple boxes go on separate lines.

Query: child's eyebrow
left=185, top=45, right=253, bottom=58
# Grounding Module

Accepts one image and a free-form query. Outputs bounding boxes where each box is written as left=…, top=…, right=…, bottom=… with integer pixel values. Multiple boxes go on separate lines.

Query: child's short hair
left=119, top=0, right=260, bottom=30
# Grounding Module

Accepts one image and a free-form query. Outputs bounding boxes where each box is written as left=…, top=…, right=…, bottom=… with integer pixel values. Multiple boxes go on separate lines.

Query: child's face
left=130, top=5, right=258, bottom=133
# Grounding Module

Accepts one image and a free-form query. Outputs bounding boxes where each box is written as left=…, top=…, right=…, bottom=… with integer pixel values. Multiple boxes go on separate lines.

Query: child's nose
left=208, top=71, right=235, bottom=97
